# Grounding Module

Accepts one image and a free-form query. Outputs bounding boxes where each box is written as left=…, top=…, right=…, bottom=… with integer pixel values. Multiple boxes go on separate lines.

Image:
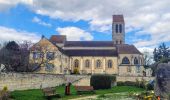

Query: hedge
left=90, top=74, right=116, bottom=90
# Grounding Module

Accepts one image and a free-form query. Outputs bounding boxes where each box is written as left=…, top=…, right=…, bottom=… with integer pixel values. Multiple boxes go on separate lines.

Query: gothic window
left=108, top=60, right=113, bottom=68
left=46, top=52, right=55, bottom=60
left=122, top=57, right=130, bottom=64
left=120, top=40, right=122, bottom=44
left=116, top=40, right=118, bottom=44
left=119, top=24, right=122, bottom=33
left=85, top=60, right=90, bottom=68
left=74, top=59, right=79, bottom=68
left=134, top=57, right=139, bottom=65
left=96, top=60, right=101, bottom=68
left=45, top=63, right=54, bottom=72
left=116, top=24, right=119, bottom=33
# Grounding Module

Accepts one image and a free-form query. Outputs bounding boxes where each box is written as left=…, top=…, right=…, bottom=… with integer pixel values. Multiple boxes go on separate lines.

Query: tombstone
left=154, top=63, right=170, bottom=99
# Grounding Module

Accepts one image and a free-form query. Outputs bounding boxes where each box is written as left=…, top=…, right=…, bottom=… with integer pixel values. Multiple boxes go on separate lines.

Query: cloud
left=32, top=16, right=52, bottom=27
left=1, top=0, right=170, bottom=49
left=0, top=0, right=33, bottom=12
left=56, top=27, right=93, bottom=41
left=0, top=26, right=40, bottom=43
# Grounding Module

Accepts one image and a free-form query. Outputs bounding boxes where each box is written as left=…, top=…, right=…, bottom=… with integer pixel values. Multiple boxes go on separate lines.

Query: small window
left=120, top=40, right=122, bottom=44
left=116, top=40, right=118, bottom=44
left=116, top=24, right=119, bottom=33
left=108, top=60, right=113, bottom=68
left=134, top=57, right=139, bottom=65
left=85, top=60, right=90, bottom=68
left=74, top=59, right=79, bottom=68
left=45, top=63, right=54, bottom=72
left=46, top=52, right=55, bottom=60
left=96, top=60, right=101, bottom=68
left=122, top=57, right=130, bottom=64
left=33, top=52, right=43, bottom=59
left=119, top=24, right=122, bottom=33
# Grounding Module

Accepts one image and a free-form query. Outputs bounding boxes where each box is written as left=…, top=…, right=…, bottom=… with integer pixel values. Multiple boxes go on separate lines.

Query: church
left=29, top=15, right=145, bottom=76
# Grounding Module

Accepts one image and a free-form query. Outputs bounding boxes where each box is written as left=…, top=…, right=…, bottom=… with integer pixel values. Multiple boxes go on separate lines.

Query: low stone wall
left=117, top=76, right=155, bottom=82
left=0, top=73, right=155, bottom=91
left=0, top=73, right=66, bottom=91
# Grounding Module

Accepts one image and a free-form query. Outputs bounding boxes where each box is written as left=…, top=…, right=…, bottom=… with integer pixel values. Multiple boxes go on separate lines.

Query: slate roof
left=64, top=41, right=115, bottom=47
left=49, top=35, right=66, bottom=44
left=64, top=49, right=117, bottom=56
left=116, top=44, right=142, bottom=54
left=113, top=15, right=124, bottom=22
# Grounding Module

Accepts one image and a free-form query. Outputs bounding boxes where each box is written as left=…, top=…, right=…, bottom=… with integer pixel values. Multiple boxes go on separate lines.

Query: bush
left=117, top=81, right=125, bottom=86
left=73, top=68, right=79, bottom=74
left=0, top=86, right=9, bottom=100
left=146, top=83, right=154, bottom=90
left=117, top=81, right=136, bottom=86
left=90, top=74, right=116, bottom=90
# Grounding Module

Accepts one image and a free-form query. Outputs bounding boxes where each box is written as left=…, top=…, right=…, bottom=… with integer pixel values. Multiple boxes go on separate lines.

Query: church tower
left=112, top=15, right=125, bottom=44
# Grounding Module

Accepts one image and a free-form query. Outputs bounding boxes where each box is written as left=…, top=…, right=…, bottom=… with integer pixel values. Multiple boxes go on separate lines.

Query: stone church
left=30, top=15, right=144, bottom=76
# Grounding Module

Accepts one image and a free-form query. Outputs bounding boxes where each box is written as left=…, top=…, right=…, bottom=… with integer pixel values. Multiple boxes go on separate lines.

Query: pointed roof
left=113, top=15, right=124, bottom=23
left=116, top=44, right=142, bottom=54
left=49, top=35, right=66, bottom=44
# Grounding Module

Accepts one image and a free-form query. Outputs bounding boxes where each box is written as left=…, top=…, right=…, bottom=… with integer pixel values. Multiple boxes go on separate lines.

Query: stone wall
left=0, top=73, right=155, bottom=91
left=117, top=76, right=155, bottom=82
left=0, top=73, right=66, bottom=91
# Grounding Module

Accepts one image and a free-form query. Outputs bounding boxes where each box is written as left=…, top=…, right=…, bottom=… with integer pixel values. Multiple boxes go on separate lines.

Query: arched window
left=120, top=40, right=122, bottom=44
left=119, top=24, right=122, bottom=33
left=96, top=60, right=101, bottom=68
left=85, top=60, right=90, bottom=68
left=74, top=59, right=79, bottom=68
left=116, top=40, right=118, bottom=44
left=122, top=57, right=130, bottom=64
left=134, top=57, right=139, bottom=65
left=116, top=24, right=119, bottom=33
left=108, top=60, right=113, bottom=68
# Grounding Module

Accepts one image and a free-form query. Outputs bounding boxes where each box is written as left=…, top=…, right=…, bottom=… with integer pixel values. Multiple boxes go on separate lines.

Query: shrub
left=0, top=86, right=9, bottom=100
left=73, top=68, right=79, bottom=74
left=117, top=81, right=125, bottom=86
left=124, top=81, right=137, bottom=86
left=90, top=74, right=116, bottom=90
left=146, top=83, right=154, bottom=90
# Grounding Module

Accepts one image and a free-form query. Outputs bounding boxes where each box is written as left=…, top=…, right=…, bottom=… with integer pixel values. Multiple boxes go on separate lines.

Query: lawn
left=10, top=86, right=145, bottom=100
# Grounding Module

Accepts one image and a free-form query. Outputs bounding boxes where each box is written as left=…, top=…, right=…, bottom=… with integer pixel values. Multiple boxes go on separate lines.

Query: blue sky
left=0, top=0, right=170, bottom=53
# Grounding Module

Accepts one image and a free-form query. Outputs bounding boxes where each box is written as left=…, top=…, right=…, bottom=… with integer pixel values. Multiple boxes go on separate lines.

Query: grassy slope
left=10, top=86, right=144, bottom=100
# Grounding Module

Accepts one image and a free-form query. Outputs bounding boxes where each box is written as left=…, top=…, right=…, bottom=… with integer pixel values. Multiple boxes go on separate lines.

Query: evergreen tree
left=153, top=43, right=170, bottom=62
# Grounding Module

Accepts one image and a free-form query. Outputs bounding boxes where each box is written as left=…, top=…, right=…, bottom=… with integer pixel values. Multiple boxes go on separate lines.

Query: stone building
left=30, top=15, right=144, bottom=76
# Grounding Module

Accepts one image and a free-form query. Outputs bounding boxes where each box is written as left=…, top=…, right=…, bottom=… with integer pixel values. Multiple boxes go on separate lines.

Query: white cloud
left=0, top=0, right=33, bottom=11
left=0, top=0, right=170, bottom=49
left=56, top=27, right=93, bottom=41
left=32, top=16, right=51, bottom=27
left=0, top=26, right=40, bottom=43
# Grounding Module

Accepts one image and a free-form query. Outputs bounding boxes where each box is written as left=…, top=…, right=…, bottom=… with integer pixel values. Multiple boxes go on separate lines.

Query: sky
left=0, top=0, right=170, bottom=53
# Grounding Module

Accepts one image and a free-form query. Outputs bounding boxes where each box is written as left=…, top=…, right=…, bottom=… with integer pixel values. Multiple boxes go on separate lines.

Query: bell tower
left=112, top=15, right=125, bottom=44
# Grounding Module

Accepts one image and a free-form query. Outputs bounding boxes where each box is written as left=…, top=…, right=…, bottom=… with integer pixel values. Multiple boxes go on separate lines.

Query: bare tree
left=0, top=41, right=33, bottom=72
left=30, top=44, right=55, bottom=72
left=143, top=50, right=153, bottom=68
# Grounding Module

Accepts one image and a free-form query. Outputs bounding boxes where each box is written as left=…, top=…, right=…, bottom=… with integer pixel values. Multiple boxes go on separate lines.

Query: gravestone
left=154, top=63, right=170, bottom=99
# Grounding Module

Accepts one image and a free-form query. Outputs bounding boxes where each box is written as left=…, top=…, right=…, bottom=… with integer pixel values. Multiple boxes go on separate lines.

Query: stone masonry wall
left=0, top=73, right=155, bottom=91
left=0, top=73, right=66, bottom=91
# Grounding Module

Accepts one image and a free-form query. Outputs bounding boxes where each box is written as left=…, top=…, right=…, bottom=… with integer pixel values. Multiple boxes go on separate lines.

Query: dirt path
left=69, top=95, right=98, bottom=100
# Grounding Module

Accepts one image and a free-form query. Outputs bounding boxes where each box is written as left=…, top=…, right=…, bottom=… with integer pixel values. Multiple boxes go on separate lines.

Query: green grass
left=10, top=86, right=144, bottom=100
